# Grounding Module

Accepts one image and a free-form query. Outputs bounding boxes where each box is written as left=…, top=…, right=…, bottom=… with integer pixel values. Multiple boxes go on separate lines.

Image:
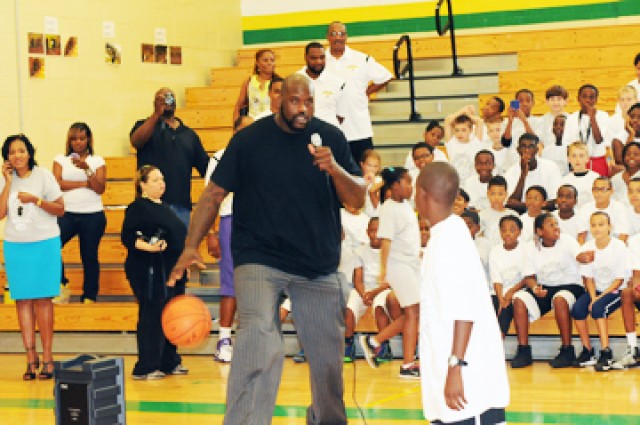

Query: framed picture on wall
left=46, top=34, right=61, bottom=55
left=28, top=33, right=44, bottom=54
left=64, top=37, right=78, bottom=57
left=154, top=45, right=167, bottom=64
left=29, top=57, right=45, bottom=78
left=170, top=46, right=182, bottom=65
left=141, top=44, right=154, bottom=63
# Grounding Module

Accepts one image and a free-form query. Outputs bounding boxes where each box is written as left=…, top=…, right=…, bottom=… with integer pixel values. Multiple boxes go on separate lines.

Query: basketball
left=162, top=295, right=212, bottom=348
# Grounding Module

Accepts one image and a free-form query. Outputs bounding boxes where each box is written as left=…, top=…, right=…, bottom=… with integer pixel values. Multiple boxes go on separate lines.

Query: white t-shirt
left=577, top=200, right=630, bottom=239
left=420, top=214, right=509, bottom=422
left=325, top=46, right=392, bottom=141
left=377, top=199, right=421, bottom=266
left=444, top=135, right=484, bottom=182
left=54, top=154, right=105, bottom=213
left=611, top=170, right=640, bottom=205
left=481, top=142, right=508, bottom=176
left=562, top=110, right=611, bottom=157
left=519, top=212, right=538, bottom=243
left=475, top=235, right=493, bottom=291
left=503, top=114, right=544, bottom=167
left=489, top=242, right=527, bottom=293
left=579, top=238, right=630, bottom=292
left=0, top=166, right=63, bottom=242
left=205, top=149, right=233, bottom=217
left=626, top=205, right=640, bottom=237
left=340, top=208, right=370, bottom=251
left=560, top=171, right=599, bottom=210
left=539, top=112, right=567, bottom=148
left=522, top=234, right=581, bottom=286
left=462, top=175, right=489, bottom=211
left=540, top=143, right=570, bottom=176
left=338, top=240, right=357, bottom=286
left=553, top=211, right=583, bottom=241
left=404, top=147, right=448, bottom=175
left=479, top=207, right=513, bottom=247
left=353, top=244, right=380, bottom=291
left=606, top=112, right=628, bottom=146
left=297, top=67, right=347, bottom=129
left=627, top=233, right=640, bottom=270
left=504, top=157, right=562, bottom=202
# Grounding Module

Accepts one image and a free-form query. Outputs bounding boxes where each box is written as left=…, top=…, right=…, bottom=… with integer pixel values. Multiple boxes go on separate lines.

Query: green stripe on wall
left=243, top=2, right=634, bottom=44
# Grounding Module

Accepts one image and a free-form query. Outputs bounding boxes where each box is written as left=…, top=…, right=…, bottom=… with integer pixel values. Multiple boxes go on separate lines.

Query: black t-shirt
left=130, top=118, right=209, bottom=209
left=212, top=116, right=361, bottom=279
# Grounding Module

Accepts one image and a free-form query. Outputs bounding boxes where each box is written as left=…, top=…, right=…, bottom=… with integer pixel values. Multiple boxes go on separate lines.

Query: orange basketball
left=162, top=295, right=212, bottom=348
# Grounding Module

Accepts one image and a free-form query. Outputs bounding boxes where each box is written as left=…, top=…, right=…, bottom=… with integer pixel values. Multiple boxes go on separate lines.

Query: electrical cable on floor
left=351, top=343, right=368, bottom=425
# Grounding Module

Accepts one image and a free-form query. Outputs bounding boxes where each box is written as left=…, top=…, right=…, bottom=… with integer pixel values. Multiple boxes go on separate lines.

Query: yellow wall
left=1, top=0, right=242, bottom=168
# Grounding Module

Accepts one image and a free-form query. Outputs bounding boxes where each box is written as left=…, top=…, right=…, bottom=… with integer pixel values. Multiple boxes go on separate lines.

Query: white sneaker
left=611, top=346, right=639, bottom=370
left=168, top=364, right=189, bottom=375
left=214, top=338, right=233, bottom=363
left=133, top=370, right=165, bottom=380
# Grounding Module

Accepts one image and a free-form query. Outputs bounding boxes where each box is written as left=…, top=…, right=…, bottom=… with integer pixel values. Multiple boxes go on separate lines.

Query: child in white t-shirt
left=444, top=111, right=485, bottom=181
left=404, top=121, right=446, bottom=171
left=520, top=185, right=547, bottom=242
left=609, top=86, right=639, bottom=169
left=577, top=177, right=630, bottom=244
left=626, top=178, right=640, bottom=236
left=483, top=116, right=508, bottom=174
left=490, top=215, right=527, bottom=337
left=502, top=89, right=544, bottom=167
left=539, top=85, right=569, bottom=148
left=613, top=231, right=640, bottom=368
left=553, top=184, right=583, bottom=240
left=541, top=114, right=569, bottom=175
left=360, top=167, right=422, bottom=378
left=361, top=149, right=383, bottom=217
left=479, top=176, right=511, bottom=246
left=560, top=142, right=599, bottom=210
left=462, top=150, right=494, bottom=211
left=611, top=141, right=640, bottom=205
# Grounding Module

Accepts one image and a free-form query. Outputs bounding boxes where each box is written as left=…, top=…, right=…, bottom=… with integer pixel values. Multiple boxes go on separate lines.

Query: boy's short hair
left=526, top=185, right=548, bottom=200
left=413, top=141, right=434, bottom=156
left=458, top=188, right=470, bottom=203
left=558, top=184, right=578, bottom=198
left=628, top=102, right=640, bottom=116
left=453, top=114, right=473, bottom=127
left=368, top=216, right=379, bottom=226
left=485, top=115, right=503, bottom=125
left=475, top=149, right=495, bottom=162
left=567, top=141, right=588, bottom=155
left=269, top=76, right=284, bottom=92
left=499, top=214, right=523, bottom=230
left=425, top=120, right=443, bottom=133
left=593, top=176, right=612, bottom=189
left=361, top=148, right=381, bottom=164
left=305, top=41, right=324, bottom=54
left=515, top=89, right=534, bottom=101
left=591, top=210, right=611, bottom=224
left=518, top=132, right=539, bottom=146
left=622, top=141, right=640, bottom=161
left=578, top=83, right=599, bottom=98
left=619, top=85, right=638, bottom=99
left=534, top=212, right=554, bottom=232
left=545, top=85, right=568, bottom=100
left=634, top=53, right=640, bottom=66
left=492, top=96, right=505, bottom=113
left=461, top=209, right=480, bottom=225
left=488, top=175, right=507, bottom=190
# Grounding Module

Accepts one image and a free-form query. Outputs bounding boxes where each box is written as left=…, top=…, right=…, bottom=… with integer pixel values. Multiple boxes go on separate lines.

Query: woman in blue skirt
left=0, top=134, right=64, bottom=380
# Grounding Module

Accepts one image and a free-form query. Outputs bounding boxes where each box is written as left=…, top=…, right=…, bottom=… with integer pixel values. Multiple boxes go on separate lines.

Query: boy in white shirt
left=577, top=177, right=629, bottom=244
left=608, top=85, right=638, bottom=168
left=444, top=112, right=485, bottom=181
left=553, top=184, right=583, bottom=240
left=560, top=142, right=599, bottom=210
left=519, top=186, right=547, bottom=243
left=462, top=150, right=494, bottom=211
left=626, top=178, right=640, bottom=236
left=483, top=115, right=508, bottom=174
left=461, top=210, right=492, bottom=285
left=502, top=89, right=543, bottom=167
left=404, top=121, right=446, bottom=172
left=562, top=84, right=610, bottom=176
left=612, top=102, right=640, bottom=172
left=541, top=114, right=570, bottom=175
left=479, top=176, right=511, bottom=246
left=539, top=85, right=569, bottom=147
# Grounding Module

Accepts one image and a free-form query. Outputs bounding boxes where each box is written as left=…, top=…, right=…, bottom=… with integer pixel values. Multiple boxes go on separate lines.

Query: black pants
left=59, top=211, right=106, bottom=301
left=432, top=408, right=506, bottom=424
left=130, top=277, right=185, bottom=375
left=348, top=137, right=374, bottom=165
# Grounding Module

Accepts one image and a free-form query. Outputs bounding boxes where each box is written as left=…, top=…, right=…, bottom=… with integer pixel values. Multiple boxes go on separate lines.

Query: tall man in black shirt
left=169, top=74, right=365, bottom=425
left=130, top=87, right=210, bottom=228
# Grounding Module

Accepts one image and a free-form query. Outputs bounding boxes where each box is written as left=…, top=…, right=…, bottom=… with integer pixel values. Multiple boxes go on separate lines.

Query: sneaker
left=214, top=338, right=233, bottom=363
left=132, top=370, right=165, bottom=380
left=549, top=345, right=576, bottom=368
left=53, top=284, right=70, bottom=305
left=398, top=363, right=420, bottom=379
left=595, top=347, right=614, bottom=372
left=344, top=340, right=356, bottom=363
left=167, top=364, right=189, bottom=375
left=378, top=341, right=394, bottom=363
left=292, top=349, right=306, bottom=363
left=612, top=346, right=640, bottom=370
left=82, top=298, right=95, bottom=304
left=359, top=335, right=382, bottom=369
left=574, top=347, right=596, bottom=367
left=511, top=344, right=533, bottom=368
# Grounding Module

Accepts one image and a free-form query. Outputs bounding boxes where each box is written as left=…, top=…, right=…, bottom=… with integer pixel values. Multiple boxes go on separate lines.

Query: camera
left=510, top=100, right=520, bottom=110
left=136, top=228, right=167, bottom=245
left=164, top=93, right=175, bottom=106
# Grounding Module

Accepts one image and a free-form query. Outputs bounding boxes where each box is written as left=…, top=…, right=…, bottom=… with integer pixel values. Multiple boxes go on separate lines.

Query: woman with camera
left=121, top=165, right=189, bottom=380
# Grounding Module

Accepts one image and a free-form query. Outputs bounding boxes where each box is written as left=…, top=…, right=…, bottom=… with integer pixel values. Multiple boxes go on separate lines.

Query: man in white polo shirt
left=324, top=21, right=393, bottom=164
left=297, top=42, right=347, bottom=129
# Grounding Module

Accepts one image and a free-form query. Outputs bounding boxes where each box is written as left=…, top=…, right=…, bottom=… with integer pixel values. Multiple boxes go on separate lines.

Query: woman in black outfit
left=121, top=164, right=189, bottom=380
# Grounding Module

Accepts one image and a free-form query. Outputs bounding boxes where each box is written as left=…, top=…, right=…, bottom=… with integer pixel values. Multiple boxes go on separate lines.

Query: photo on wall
left=141, top=43, right=154, bottom=63
left=64, top=36, right=78, bottom=57
left=45, top=34, right=61, bottom=55
left=105, top=42, right=122, bottom=65
left=29, top=57, right=45, bottom=78
left=28, top=33, right=44, bottom=54
left=154, top=45, right=167, bottom=64
left=170, top=46, right=182, bottom=65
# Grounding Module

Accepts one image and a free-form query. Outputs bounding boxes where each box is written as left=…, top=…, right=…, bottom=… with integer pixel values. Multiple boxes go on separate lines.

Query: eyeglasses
left=329, top=31, right=346, bottom=37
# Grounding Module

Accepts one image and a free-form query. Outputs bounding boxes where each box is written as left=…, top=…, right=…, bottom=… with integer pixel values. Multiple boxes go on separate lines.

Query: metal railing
left=435, top=0, right=463, bottom=76
left=392, top=35, right=421, bottom=122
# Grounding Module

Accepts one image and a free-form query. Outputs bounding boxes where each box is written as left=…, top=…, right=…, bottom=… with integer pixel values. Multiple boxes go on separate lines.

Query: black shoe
left=378, top=341, right=394, bottom=363
left=549, top=345, right=576, bottom=368
left=359, top=335, right=382, bottom=369
left=595, top=347, right=614, bottom=372
left=573, top=347, right=596, bottom=367
left=511, top=344, right=533, bottom=368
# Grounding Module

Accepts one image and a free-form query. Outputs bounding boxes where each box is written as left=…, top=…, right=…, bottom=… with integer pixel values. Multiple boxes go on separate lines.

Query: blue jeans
left=59, top=211, right=107, bottom=301
left=169, top=204, right=190, bottom=230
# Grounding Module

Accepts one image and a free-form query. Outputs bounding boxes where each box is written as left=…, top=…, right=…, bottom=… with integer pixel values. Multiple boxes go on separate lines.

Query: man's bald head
left=277, top=74, right=314, bottom=133
left=417, top=162, right=460, bottom=207
left=281, top=74, right=311, bottom=97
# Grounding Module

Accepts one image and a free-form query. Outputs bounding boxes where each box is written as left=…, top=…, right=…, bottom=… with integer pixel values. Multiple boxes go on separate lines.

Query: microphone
left=311, top=133, right=322, bottom=148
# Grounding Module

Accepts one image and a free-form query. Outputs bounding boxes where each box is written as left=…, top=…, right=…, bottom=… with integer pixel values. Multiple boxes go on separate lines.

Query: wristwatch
left=85, top=168, right=94, bottom=177
left=448, top=355, right=468, bottom=368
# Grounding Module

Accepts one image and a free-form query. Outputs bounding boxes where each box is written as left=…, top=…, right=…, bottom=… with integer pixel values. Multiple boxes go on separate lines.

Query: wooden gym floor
left=0, top=354, right=639, bottom=424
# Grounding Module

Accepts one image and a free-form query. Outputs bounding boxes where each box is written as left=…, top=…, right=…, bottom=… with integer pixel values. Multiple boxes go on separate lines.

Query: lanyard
left=578, top=112, right=592, bottom=143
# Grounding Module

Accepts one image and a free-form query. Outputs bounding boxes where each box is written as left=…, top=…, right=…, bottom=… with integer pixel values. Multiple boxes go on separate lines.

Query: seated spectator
left=479, top=176, right=511, bottom=246
left=444, top=112, right=485, bottom=181
left=539, top=85, right=569, bottom=148
left=233, top=49, right=279, bottom=121
left=404, top=121, right=446, bottom=172
left=608, top=85, right=638, bottom=168
left=462, top=150, right=495, bottom=211
left=611, top=141, right=640, bottom=205
left=502, top=89, right=544, bottom=168
left=483, top=116, right=508, bottom=174
left=519, top=185, right=547, bottom=242
left=553, top=184, right=583, bottom=240
left=560, top=142, right=599, bottom=210
left=577, top=177, right=630, bottom=244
